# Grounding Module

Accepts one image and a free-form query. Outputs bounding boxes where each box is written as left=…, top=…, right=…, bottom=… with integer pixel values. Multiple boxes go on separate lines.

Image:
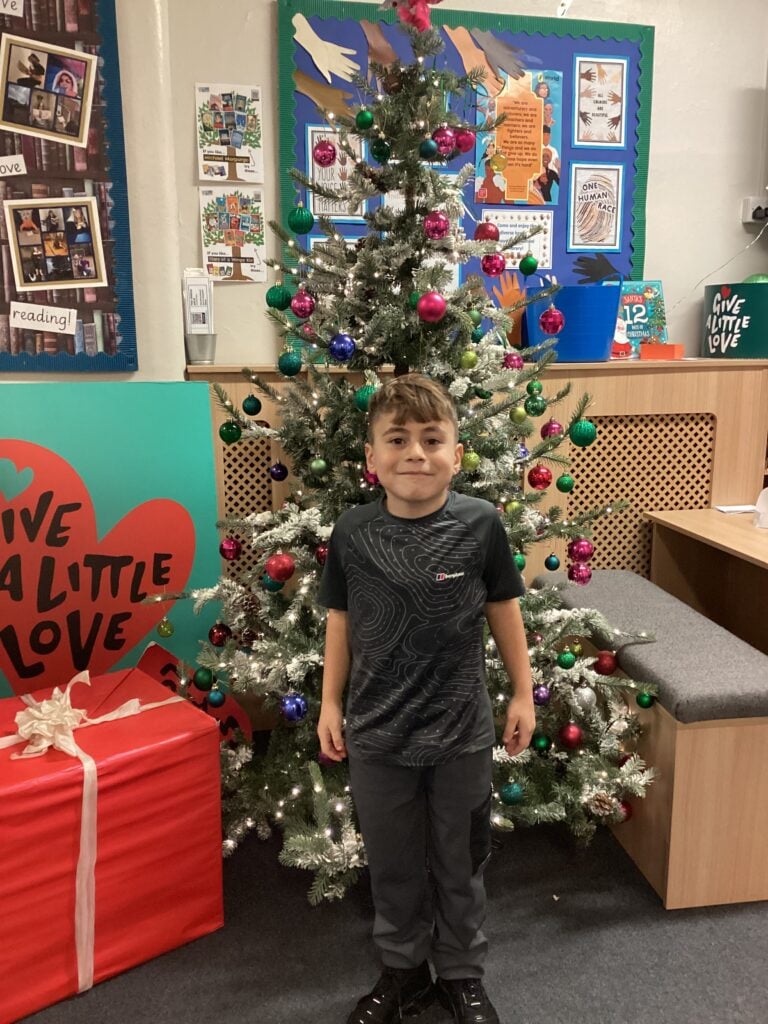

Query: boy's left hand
left=502, top=696, right=536, bottom=756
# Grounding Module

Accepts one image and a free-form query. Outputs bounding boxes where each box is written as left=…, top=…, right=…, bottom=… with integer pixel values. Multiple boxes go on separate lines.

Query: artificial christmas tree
left=178, top=18, right=654, bottom=901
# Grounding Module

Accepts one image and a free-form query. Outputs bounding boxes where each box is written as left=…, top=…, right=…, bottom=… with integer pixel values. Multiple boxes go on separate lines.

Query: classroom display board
left=278, top=0, right=653, bottom=289
left=0, top=0, right=136, bottom=371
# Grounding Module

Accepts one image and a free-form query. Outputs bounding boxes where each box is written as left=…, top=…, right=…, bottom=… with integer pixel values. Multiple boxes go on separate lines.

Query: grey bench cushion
left=530, top=569, right=768, bottom=724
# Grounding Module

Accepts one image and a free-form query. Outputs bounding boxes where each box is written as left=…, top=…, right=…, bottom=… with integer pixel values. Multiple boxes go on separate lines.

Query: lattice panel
left=566, top=413, right=716, bottom=578
left=221, top=438, right=274, bottom=580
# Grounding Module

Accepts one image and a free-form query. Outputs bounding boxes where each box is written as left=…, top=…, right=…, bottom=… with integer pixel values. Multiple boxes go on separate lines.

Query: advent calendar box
left=0, top=668, right=223, bottom=1023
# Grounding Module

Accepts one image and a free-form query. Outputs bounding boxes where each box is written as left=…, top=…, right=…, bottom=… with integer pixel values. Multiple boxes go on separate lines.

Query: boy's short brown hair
left=367, top=373, right=458, bottom=442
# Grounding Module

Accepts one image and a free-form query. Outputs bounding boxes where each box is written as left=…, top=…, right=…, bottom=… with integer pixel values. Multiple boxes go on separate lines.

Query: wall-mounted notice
left=199, top=186, right=266, bottom=282
left=196, top=83, right=263, bottom=184
left=568, top=163, right=623, bottom=251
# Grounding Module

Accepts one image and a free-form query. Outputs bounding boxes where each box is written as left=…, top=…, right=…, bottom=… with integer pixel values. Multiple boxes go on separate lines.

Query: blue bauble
left=269, top=462, right=289, bottom=481
left=262, top=574, right=285, bottom=592
left=544, top=553, right=561, bottom=571
left=328, top=333, right=356, bottom=362
left=516, top=445, right=529, bottom=461
left=281, top=692, right=309, bottom=722
left=207, top=689, right=226, bottom=708
left=500, top=782, right=525, bottom=806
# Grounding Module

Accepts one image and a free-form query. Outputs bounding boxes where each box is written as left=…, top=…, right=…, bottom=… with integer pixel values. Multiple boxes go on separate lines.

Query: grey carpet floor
left=22, top=824, right=768, bottom=1024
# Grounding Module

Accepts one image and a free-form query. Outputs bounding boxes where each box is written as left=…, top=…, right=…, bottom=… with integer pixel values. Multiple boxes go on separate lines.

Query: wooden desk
left=645, top=509, right=768, bottom=654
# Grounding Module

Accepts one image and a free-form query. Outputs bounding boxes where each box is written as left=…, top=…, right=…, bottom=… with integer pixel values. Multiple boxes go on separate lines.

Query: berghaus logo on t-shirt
left=436, top=571, right=465, bottom=581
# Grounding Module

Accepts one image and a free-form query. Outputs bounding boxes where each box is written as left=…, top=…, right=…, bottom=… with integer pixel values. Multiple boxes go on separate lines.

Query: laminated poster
left=199, top=186, right=266, bottom=282
left=568, top=163, right=623, bottom=251
left=196, top=83, right=263, bottom=183
left=305, top=125, right=365, bottom=221
left=574, top=56, right=627, bottom=147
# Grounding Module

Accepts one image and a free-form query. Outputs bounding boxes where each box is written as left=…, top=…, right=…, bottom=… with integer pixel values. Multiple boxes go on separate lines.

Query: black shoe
left=345, top=961, right=435, bottom=1023
left=435, top=977, right=500, bottom=1024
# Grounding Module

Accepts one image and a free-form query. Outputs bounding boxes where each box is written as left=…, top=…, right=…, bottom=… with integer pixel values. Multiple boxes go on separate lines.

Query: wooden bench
left=532, top=569, right=768, bottom=910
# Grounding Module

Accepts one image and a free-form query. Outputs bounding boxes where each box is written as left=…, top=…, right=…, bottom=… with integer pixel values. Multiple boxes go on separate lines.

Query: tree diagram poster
left=199, top=185, right=266, bottom=282
left=196, top=83, right=263, bottom=183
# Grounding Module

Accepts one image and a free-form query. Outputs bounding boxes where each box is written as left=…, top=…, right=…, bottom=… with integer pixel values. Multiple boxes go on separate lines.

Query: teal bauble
left=219, top=421, right=241, bottom=444
left=570, top=419, right=597, bottom=447
left=277, top=350, right=302, bottom=377
left=266, top=282, right=292, bottom=310
left=262, top=574, right=285, bottom=592
left=242, top=394, right=262, bottom=416
left=193, top=667, right=214, bottom=691
left=371, top=138, right=391, bottom=163
left=419, top=138, right=439, bottom=160
left=500, top=782, right=525, bottom=806
left=287, top=204, right=315, bottom=234
left=471, top=327, right=485, bottom=343
left=544, top=553, right=561, bottom=571
left=354, top=385, right=377, bottom=412
left=207, top=688, right=226, bottom=708
left=355, top=108, right=374, bottom=131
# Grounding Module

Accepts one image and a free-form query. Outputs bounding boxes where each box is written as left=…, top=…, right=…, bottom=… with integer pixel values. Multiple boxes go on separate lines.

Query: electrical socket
left=741, top=196, right=768, bottom=224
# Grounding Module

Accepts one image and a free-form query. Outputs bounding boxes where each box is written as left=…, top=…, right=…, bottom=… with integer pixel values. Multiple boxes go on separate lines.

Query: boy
left=318, top=374, right=535, bottom=1024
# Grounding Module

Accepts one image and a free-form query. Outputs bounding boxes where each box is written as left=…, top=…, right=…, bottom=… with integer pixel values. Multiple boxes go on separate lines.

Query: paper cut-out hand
left=360, top=20, right=397, bottom=71
left=491, top=271, right=524, bottom=309
left=293, top=70, right=353, bottom=120
left=469, top=29, right=525, bottom=80
left=444, top=26, right=503, bottom=97
left=292, top=12, right=360, bottom=83
left=572, top=253, right=618, bottom=284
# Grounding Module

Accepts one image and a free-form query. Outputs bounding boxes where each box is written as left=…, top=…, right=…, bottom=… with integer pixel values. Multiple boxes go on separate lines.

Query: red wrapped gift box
left=0, top=668, right=223, bottom=1024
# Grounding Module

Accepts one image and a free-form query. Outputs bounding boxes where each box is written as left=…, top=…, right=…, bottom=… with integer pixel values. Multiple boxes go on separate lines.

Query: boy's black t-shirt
left=318, top=491, right=525, bottom=766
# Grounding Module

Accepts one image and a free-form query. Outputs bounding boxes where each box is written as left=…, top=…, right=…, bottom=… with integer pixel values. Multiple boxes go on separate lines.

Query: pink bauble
left=539, top=306, right=566, bottom=335
left=567, top=562, right=593, bottom=586
left=454, top=128, right=475, bottom=153
left=423, top=210, right=450, bottom=240
left=619, top=800, right=633, bottom=822
left=527, top=464, right=552, bottom=490
left=558, top=722, right=583, bottom=750
left=481, top=252, right=506, bottom=277
left=416, top=291, right=447, bottom=323
left=432, top=126, right=456, bottom=155
left=503, top=351, right=524, bottom=370
left=540, top=418, right=564, bottom=439
left=290, top=290, right=315, bottom=319
left=312, top=139, right=337, bottom=167
left=219, top=537, right=242, bottom=561
left=265, top=552, right=296, bottom=582
left=315, top=543, right=329, bottom=566
left=301, top=322, right=317, bottom=339
left=567, top=537, right=595, bottom=563
left=474, top=219, right=500, bottom=242
left=364, top=469, right=380, bottom=486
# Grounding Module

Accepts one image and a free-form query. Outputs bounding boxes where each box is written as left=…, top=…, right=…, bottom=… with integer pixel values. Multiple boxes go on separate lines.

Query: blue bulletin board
left=278, top=0, right=653, bottom=288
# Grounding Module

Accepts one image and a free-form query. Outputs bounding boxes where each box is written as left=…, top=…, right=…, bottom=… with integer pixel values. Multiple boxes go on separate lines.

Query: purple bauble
left=481, top=252, right=506, bottom=277
left=280, top=691, right=309, bottom=722
left=328, top=332, right=356, bottom=362
left=219, top=536, right=242, bottom=561
left=209, top=622, right=233, bottom=646
left=416, top=291, right=447, bottom=323
left=312, top=139, right=337, bottom=167
left=504, top=351, right=524, bottom=370
left=317, top=751, right=335, bottom=766
left=567, top=537, right=595, bottom=563
left=567, top=562, right=593, bottom=586
left=454, top=128, right=475, bottom=153
left=290, top=290, right=315, bottom=319
left=516, top=445, right=529, bottom=461
left=432, top=126, right=456, bottom=155
left=540, top=418, right=564, bottom=439
left=533, top=684, right=551, bottom=706
left=423, top=210, right=450, bottom=240
left=269, top=462, right=289, bottom=481
left=539, top=306, right=566, bottom=335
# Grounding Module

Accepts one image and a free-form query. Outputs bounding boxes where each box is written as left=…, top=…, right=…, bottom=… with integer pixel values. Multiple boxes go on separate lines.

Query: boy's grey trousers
left=348, top=746, right=493, bottom=980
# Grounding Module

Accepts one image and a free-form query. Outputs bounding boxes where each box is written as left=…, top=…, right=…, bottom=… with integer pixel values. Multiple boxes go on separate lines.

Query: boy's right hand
left=317, top=702, right=347, bottom=761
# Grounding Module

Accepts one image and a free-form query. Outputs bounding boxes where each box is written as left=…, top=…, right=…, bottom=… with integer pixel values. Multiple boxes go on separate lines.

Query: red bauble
left=423, top=210, right=450, bottom=240
left=301, top=322, right=317, bottom=339
left=219, top=537, right=242, bottom=561
left=265, top=552, right=296, bottom=582
left=527, top=465, right=552, bottom=490
left=618, top=753, right=633, bottom=767
left=315, top=543, right=329, bottom=566
left=474, top=219, right=500, bottom=242
left=312, top=139, right=337, bottom=166
left=594, top=650, right=618, bottom=675
left=619, top=800, right=633, bottom=822
left=416, top=291, right=447, bottom=323
left=540, top=418, right=564, bottom=439
left=567, top=537, right=595, bottom=562
left=481, top=252, right=506, bottom=277
left=431, top=125, right=456, bottom=155
left=209, top=622, right=233, bottom=647
left=558, top=722, right=583, bottom=749
left=503, top=351, right=524, bottom=370
left=567, top=563, right=593, bottom=586
left=454, top=128, right=475, bottom=153
left=290, top=289, right=315, bottom=319
left=539, top=306, right=566, bottom=335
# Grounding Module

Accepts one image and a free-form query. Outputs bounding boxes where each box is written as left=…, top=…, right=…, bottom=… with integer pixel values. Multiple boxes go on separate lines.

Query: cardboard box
left=0, top=668, right=223, bottom=1023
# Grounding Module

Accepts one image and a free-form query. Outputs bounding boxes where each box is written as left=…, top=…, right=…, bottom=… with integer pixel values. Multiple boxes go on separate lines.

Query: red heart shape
left=721, top=285, right=731, bottom=298
left=0, top=441, right=196, bottom=695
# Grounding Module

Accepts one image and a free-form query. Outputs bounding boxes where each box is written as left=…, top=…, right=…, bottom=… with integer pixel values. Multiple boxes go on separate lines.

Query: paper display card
left=573, top=56, right=628, bottom=148
left=568, top=163, right=623, bottom=251
left=10, top=300, right=77, bottom=335
left=611, top=279, right=668, bottom=358
left=0, top=33, right=97, bottom=148
left=182, top=269, right=215, bottom=334
left=196, top=83, right=263, bottom=184
left=305, top=125, right=366, bottom=221
left=199, top=186, right=266, bottom=282
left=0, top=152, right=25, bottom=176
left=480, top=209, right=554, bottom=270
left=3, top=195, right=107, bottom=290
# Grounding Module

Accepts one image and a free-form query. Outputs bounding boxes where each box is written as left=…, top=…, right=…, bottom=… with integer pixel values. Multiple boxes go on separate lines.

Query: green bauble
left=156, top=617, right=174, bottom=638
left=557, top=649, right=576, bottom=670
left=526, top=380, right=543, bottom=396
left=266, top=282, right=292, bottom=310
left=514, top=552, right=526, bottom=570
left=354, top=384, right=377, bottom=412
left=242, top=394, right=262, bottom=416
left=408, top=291, right=420, bottom=310
left=371, top=138, right=391, bottom=163
left=277, top=350, right=302, bottom=377
left=474, top=387, right=492, bottom=400
left=460, top=350, right=479, bottom=370
left=544, top=553, right=560, bottom=571
left=500, top=782, right=525, bottom=806
left=743, top=273, right=768, bottom=284
left=471, top=327, right=485, bottom=343
left=309, top=457, right=329, bottom=476
left=519, top=253, right=538, bottom=276
left=556, top=473, right=575, bottom=493
left=469, top=309, right=483, bottom=326
left=193, top=667, right=214, bottom=691
left=510, top=406, right=527, bottom=425
left=524, top=395, right=547, bottom=417
left=532, top=732, right=552, bottom=753
left=355, top=108, right=374, bottom=131
left=461, top=451, right=481, bottom=473
left=636, top=691, right=656, bottom=709
left=419, top=138, right=439, bottom=160
left=570, top=419, right=597, bottom=447
left=287, top=204, right=315, bottom=234
left=219, top=420, right=241, bottom=444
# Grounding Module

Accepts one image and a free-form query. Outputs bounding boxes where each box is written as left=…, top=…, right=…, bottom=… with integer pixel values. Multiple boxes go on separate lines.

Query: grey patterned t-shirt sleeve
left=483, top=512, right=526, bottom=601
left=317, top=523, right=348, bottom=610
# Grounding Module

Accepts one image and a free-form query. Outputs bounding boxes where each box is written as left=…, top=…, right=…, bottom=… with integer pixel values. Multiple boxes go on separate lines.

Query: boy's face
left=365, top=412, right=463, bottom=519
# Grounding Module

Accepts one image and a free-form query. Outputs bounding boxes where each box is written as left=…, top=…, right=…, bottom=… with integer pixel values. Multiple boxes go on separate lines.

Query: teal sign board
left=702, top=282, right=768, bottom=359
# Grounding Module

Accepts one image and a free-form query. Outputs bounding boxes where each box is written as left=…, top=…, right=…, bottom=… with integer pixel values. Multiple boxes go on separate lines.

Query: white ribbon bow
left=0, top=671, right=183, bottom=994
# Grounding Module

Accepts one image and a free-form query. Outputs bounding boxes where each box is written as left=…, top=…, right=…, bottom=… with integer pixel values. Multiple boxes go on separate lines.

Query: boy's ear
left=364, top=441, right=375, bottom=472
left=453, top=442, right=464, bottom=475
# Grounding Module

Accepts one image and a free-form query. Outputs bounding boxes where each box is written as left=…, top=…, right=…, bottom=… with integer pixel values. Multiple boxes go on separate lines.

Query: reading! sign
left=0, top=440, right=196, bottom=695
